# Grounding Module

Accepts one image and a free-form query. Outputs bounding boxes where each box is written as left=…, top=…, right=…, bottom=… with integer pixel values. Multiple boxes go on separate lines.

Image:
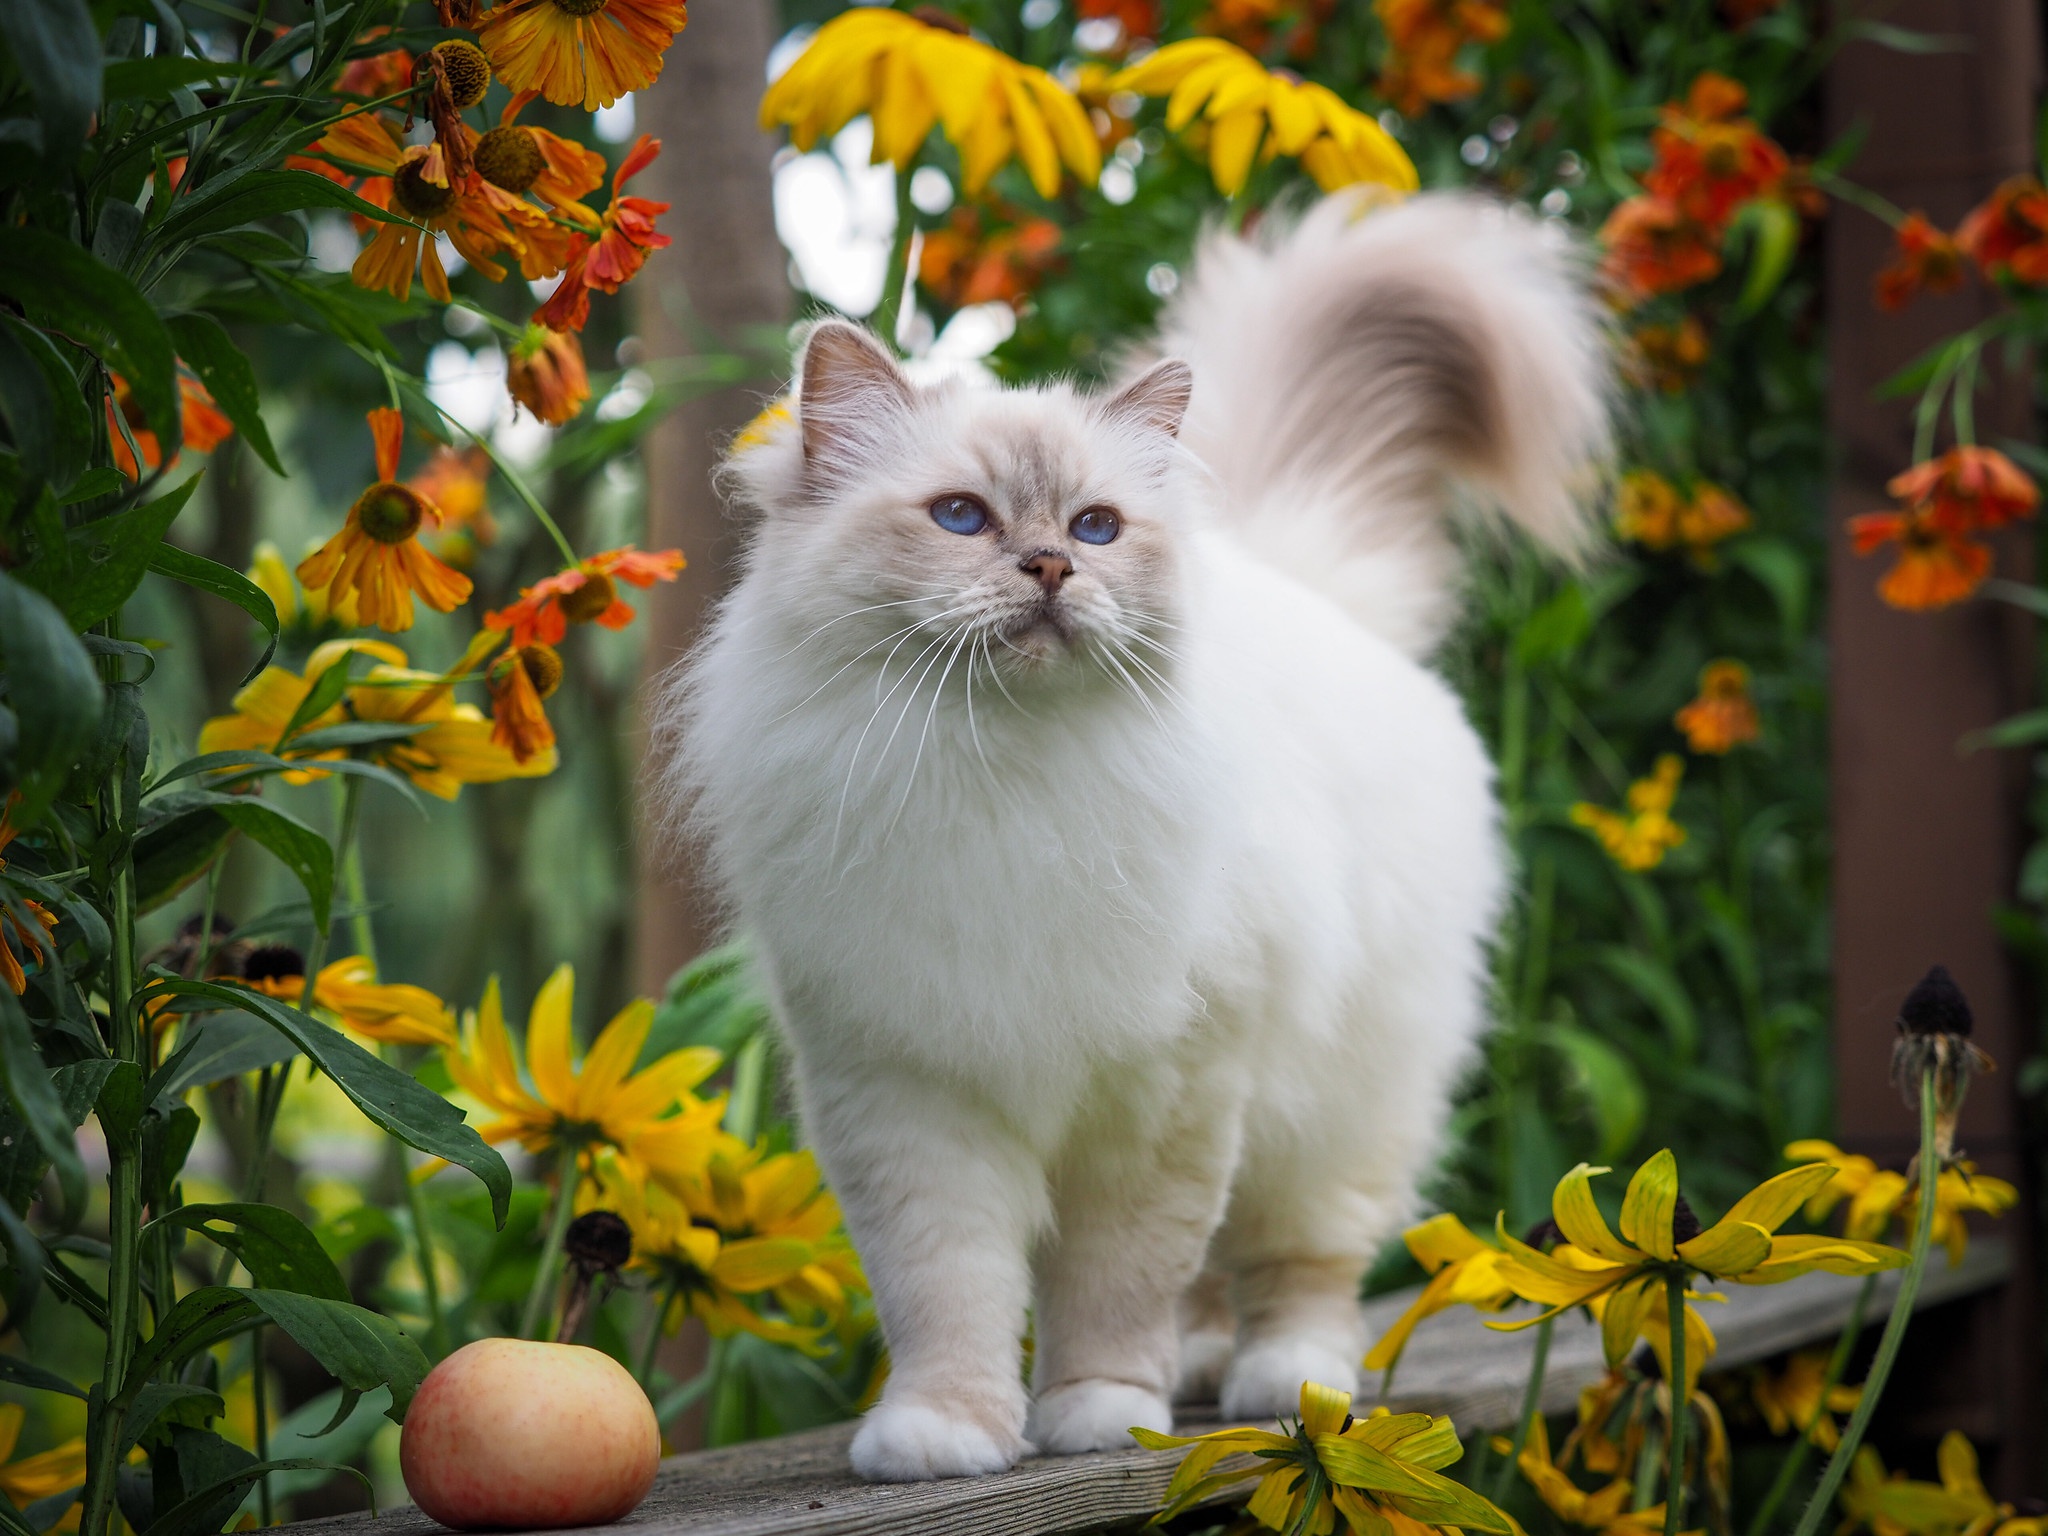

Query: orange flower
left=1674, top=660, right=1760, bottom=754
left=1078, top=0, right=1159, bottom=44
left=506, top=325, right=591, bottom=425
left=488, top=642, right=563, bottom=763
left=1888, top=446, right=2039, bottom=534
left=477, top=0, right=688, bottom=110
left=1599, top=195, right=1723, bottom=304
left=109, top=367, right=235, bottom=478
left=1374, top=0, right=1510, bottom=118
left=485, top=546, right=685, bottom=648
left=297, top=410, right=475, bottom=632
left=319, top=115, right=527, bottom=302
left=1874, top=213, right=1964, bottom=311
left=409, top=446, right=498, bottom=560
left=476, top=90, right=608, bottom=222
left=1643, top=73, right=1788, bottom=230
left=919, top=206, right=1063, bottom=310
left=1956, top=176, right=2048, bottom=285
left=534, top=135, right=672, bottom=333
left=417, top=38, right=493, bottom=184
left=336, top=38, right=414, bottom=98
left=1614, top=470, right=1751, bottom=567
left=1848, top=509, right=1992, bottom=611
left=0, top=804, right=56, bottom=997
left=1203, top=0, right=1332, bottom=60
left=1628, top=316, right=1711, bottom=393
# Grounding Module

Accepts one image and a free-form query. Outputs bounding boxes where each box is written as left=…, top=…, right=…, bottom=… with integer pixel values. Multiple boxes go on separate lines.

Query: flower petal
left=1552, top=1164, right=1639, bottom=1263
left=524, top=962, right=579, bottom=1112
left=1619, top=1149, right=1679, bottom=1261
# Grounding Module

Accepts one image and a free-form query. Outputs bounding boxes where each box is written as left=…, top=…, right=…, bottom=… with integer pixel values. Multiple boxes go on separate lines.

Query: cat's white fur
left=653, top=191, right=1611, bottom=1481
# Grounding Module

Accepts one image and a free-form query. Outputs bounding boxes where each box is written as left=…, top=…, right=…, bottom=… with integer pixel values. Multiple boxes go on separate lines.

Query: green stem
left=870, top=156, right=920, bottom=353
left=724, top=1033, right=769, bottom=1146
left=520, top=1144, right=585, bottom=1340
left=1787, top=1074, right=1940, bottom=1536
left=637, top=1278, right=681, bottom=1391
left=253, top=1327, right=272, bottom=1526
left=1664, top=1274, right=1689, bottom=1536
left=1745, top=1275, right=1877, bottom=1536
left=1492, top=1314, right=1554, bottom=1500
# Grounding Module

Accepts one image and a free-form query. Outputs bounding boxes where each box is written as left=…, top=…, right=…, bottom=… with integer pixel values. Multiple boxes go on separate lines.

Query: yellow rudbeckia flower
left=442, top=965, right=723, bottom=1170
left=759, top=8, right=1101, bottom=198
left=1110, top=39, right=1417, bottom=197
left=1511, top=1414, right=1675, bottom=1536
left=1364, top=1213, right=1521, bottom=1376
left=238, top=954, right=456, bottom=1049
left=0, top=1405, right=86, bottom=1533
left=1751, top=1348, right=1860, bottom=1452
left=1134, top=1381, right=1517, bottom=1536
left=1490, top=1151, right=1906, bottom=1392
left=1838, top=1433, right=2013, bottom=1536
left=1787, top=1139, right=2018, bottom=1267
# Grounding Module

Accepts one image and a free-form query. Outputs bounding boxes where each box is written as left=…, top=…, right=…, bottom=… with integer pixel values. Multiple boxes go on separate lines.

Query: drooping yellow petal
left=1598, top=1274, right=1658, bottom=1366
left=1552, top=1165, right=1640, bottom=1263
left=711, top=1235, right=816, bottom=1291
left=1675, top=1218, right=1773, bottom=1277
left=1734, top=1233, right=1908, bottom=1285
left=1618, top=1149, right=1680, bottom=1260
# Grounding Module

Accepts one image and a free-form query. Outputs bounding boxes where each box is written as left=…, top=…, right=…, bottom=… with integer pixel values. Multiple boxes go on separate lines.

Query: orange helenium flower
left=534, top=135, right=672, bottom=333
left=1599, top=195, right=1723, bottom=303
left=1628, top=316, right=1710, bottom=393
left=488, top=642, right=562, bottom=764
left=476, top=90, right=608, bottom=221
left=1613, top=471, right=1751, bottom=567
left=1643, top=73, right=1787, bottom=229
left=1374, top=0, right=1510, bottom=118
left=1874, top=213, right=1964, bottom=311
left=477, top=0, right=687, bottom=110
left=409, top=445, right=498, bottom=562
left=919, top=205, right=1062, bottom=310
left=297, top=410, right=474, bottom=632
left=1956, top=176, right=2048, bottom=285
left=0, top=805, right=56, bottom=996
left=485, top=545, right=685, bottom=647
left=1887, top=445, right=2039, bottom=534
left=109, top=367, right=235, bottom=478
left=1848, top=509, right=1991, bottom=612
left=1674, top=660, right=1760, bottom=754
left=506, top=324, right=592, bottom=425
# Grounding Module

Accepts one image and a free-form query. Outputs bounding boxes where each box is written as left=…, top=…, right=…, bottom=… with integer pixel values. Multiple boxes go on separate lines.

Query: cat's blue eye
left=1070, top=506, right=1121, bottom=545
left=930, top=495, right=990, bottom=535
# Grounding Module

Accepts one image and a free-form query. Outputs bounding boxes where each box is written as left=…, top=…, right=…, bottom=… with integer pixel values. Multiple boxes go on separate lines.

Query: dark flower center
left=559, top=570, right=616, bottom=624
left=519, top=642, right=565, bottom=698
left=429, top=39, right=492, bottom=109
left=475, top=124, right=547, bottom=193
left=392, top=160, right=455, bottom=220
left=1670, top=1193, right=1702, bottom=1247
left=565, top=1209, right=633, bottom=1272
left=242, top=944, right=306, bottom=983
left=1898, top=963, right=1973, bottom=1037
left=353, top=482, right=426, bottom=544
left=549, top=0, right=611, bottom=16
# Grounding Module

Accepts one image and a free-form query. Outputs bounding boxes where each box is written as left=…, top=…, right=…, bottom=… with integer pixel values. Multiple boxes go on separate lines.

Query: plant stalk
left=1664, top=1274, right=1689, bottom=1536
left=254, top=1327, right=273, bottom=1526
left=1744, top=1275, right=1876, bottom=1536
left=520, top=1144, right=586, bottom=1340
left=638, top=1278, right=682, bottom=1391
left=1786, top=1072, right=1939, bottom=1536
left=1493, top=1314, right=1554, bottom=1500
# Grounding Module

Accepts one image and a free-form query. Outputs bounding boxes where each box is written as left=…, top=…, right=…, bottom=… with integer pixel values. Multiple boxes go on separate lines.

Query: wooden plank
left=288, top=1240, right=2008, bottom=1536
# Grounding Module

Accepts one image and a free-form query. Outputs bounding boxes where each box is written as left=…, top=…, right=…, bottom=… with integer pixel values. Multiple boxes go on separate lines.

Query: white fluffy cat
left=655, top=191, right=1611, bottom=1481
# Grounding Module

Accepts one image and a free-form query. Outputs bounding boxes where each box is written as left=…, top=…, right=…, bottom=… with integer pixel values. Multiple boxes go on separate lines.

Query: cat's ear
left=798, top=320, right=912, bottom=467
left=1102, top=359, right=1193, bottom=438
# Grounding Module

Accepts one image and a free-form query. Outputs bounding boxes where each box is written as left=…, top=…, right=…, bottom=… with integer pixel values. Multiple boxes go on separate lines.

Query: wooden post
left=631, top=0, right=791, bottom=1000
left=1825, top=0, right=2042, bottom=1490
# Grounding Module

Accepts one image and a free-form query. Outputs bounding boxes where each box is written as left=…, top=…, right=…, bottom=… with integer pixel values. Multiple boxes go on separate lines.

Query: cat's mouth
left=997, top=601, right=1076, bottom=660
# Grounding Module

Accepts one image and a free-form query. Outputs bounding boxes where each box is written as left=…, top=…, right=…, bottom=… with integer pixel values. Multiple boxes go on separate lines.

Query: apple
left=401, top=1338, right=662, bottom=1530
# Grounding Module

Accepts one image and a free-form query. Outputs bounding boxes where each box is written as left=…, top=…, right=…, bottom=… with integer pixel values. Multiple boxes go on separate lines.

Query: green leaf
left=1730, top=199, right=1801, bottom=317
left=147, top=979, right=511, bottom=1226
left=102, top=58, right=255, bottom=98
left=143, top=1453, right=363, bottom=1536
left=1964, top=708, right=2048, bottom=751
left=19, top=476, right=202, bottom=630
left=282, top=721, right=425, bottom=753
left=645, top=941, right=766, bottom=1067
left=165, top=315, right=283, bottom=475
left=60, top=468, right=128, bottom=506
left=122, top=1384, right=225, bottom=1454
left=132, top=807, right=235, bottom=916
left=153, top=1013, right=297, bottom=1097
left=0, top=987, right=85, bottom=1220
left=0, top=569, right=104, bottom=827
left=1727, top=537, right=1808, bottom=642
left=0, top=317, right=91, bottom=495
left=154, top=170, right=410, bottom=249
left=0, top=1354, right=85, bottom=1399
left=1512, top=584, right=1592, bottom=668
left=0, top=0, right=101, bottom=161
left=214, top=800, right=333, bottom=934
left=276, top=665, right=354, bottom=747
left=145, top=545, right=279, bottom=682
left=146, top=1204, right=350, bottom=1302
left=1592, top=945, right=1699, bottom=1061
left=1543, top=1022, right=1647, bottom=1163
left=0, top=231, right=177, bottom=446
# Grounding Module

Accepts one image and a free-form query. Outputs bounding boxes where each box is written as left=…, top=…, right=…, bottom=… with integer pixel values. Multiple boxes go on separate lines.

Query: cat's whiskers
left=770, top=591, right=954, bottom=661
left=830, top=629, right=957, bottom=865
left=884, top=627, right=976, bottom=840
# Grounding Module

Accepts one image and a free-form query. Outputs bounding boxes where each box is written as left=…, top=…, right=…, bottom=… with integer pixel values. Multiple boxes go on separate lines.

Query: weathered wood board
left=289, top=1239, right=2009, bottom=1536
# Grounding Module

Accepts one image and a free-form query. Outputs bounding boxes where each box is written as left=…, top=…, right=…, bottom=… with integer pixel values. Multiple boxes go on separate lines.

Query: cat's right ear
left=798, top=320, right=912, bottom=470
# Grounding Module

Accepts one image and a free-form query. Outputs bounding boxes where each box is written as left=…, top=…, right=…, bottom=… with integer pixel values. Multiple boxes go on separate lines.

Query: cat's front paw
left=850, top=1401, right=1027, bottom=1482
left=1219, top=1336, right=1361, bottom=1422
left=1027, top=1379, right=1174, bottom=1455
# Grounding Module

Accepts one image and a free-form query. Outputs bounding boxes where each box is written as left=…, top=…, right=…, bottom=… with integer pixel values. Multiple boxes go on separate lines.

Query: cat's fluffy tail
left=1156, top=191, right=1613, bottom=657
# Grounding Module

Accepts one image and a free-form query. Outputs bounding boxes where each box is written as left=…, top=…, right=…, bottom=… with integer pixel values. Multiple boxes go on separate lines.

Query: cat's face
left=728, top=322, right=1197, bottom=694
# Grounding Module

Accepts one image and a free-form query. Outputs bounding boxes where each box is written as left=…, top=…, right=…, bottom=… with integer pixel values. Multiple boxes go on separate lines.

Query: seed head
left=519, top=642, right=565, bottom=699
left=474, top=125, right=546, bottom=193
left=241, top=944, right=306, bottom=983
left=352, top=483, right=428, bottom=544
left=559, top=571, right=616, bottom=625
left=428, top=39, right=491, bottom=109
left=1670, top=1193, right=1702, bottom=1247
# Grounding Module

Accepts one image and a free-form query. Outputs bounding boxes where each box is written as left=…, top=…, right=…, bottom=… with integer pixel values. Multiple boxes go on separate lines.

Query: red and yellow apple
left=400, top=1338, right=661, bottom=1529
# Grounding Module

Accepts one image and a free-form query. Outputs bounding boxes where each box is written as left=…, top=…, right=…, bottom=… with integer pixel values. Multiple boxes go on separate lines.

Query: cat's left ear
left=1102, top=359, right=1193, bottom=438
left=798, top=320, right=913, bottom=469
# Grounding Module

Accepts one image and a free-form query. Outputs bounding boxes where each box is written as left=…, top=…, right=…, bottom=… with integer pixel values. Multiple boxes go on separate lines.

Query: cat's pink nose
left=1021, top=550, right=1072, bottom=594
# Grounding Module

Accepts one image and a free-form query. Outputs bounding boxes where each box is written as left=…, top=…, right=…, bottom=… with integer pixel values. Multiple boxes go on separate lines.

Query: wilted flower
left=488, top=642, right=562, bottom=764
left=1838, top=1433, right=2018, bottom=1536
left=761, top=8, right=1100, bottom=199
left=477, top=0, right=688, bottom=110
left=485, top=545, right=686, bottom=647
left=1875, top=213, right=1965, bottom=311
left=1571, top=756, right=1688, bottom=872
left=1674, top=660, right=1759, bottom=754
left=1374, top=0, right=1510, bottom=119
left=507, top=325, right=591, bottom=425
left=1890, top=965, right=1996, bottom=1168
left=1751, top=1349, right=1860, bottom=1451
left=1363, top=1213, right=1520, bottom=1377
left=1510, top=1414, right=1670, bottom=1536
left=1113, top=40, right=1417, bottom=196
left=1955, top=176, right=2048, bottom=285
left=1851, top=448, right=2039, bottom=610
left=534, top=135, right=673, bottom=333
left=1792, top=1135, right=2018, bottom=1268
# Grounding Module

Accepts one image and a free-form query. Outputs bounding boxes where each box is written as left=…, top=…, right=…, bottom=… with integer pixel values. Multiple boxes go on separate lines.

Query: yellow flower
left=1111, top=40, right=1417, bottom=197
left=759, top=8, right=1100, bottom=199
left=1134, top=1382, right=1518, bottom=1536
left=1751, top=1348, right=1860, bottom=1451
left=1364, top=1213, right=1520, bottom=1376
left=1490, top=1151, right=1906, bottom=1396
left=1839, top=1434, right=2007, bottom=1536
left=478, top=0, right=689, bottom=111
left=1511, top=1413, right=1671, bottom=1536
left=1788, top=1139, right=2018, bottom=1266
left=1613, top=471, right=1751, bottom=568
left=197, top=638, right=410, bottom=781
left=441, top=964, right=722, bottom=1170
left=238, top=955, right=456, bottom=1049
left=1571, top=755, right=1688, bottom=872
left=731, top=397, right=793, bottom=455
left=0, top=1405, right=86, bottom=1533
